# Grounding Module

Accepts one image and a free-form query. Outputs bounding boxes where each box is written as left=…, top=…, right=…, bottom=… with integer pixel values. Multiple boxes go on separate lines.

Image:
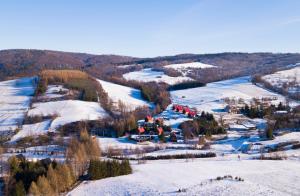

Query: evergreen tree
left=47, top=165, right=58, bottom=193
left=266, top=125, right=274, bottom=139
left=36, top=176, right=54, bottom=196
left=8, top=156, right=20, bottom=175
left=29, top=181, right=40, bottom=196
left=13, top=181, right=26, bottom=196
left=56, top=164, right=75, bottom=191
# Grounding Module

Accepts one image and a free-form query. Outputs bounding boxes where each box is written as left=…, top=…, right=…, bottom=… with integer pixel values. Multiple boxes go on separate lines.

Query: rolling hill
left=1, top=49, right=300, bottom=84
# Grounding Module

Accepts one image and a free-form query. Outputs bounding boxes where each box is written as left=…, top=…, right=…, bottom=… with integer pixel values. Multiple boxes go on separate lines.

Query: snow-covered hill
left=68, top=159, right=300, bottom=196
left=123, top=68, right=193, bottom=85
left=28, top=100, right=108, bottom=130
left=98, top=79, right=151, bottom=110
left=262, top=66, right=300, bottom=94
left=0, top=77, right=35, bottom=133
left=171, top=76, right=286, bottom=113
left=164, top=62, right=216, bottom=76
left=10, top=120, right=51, bottom=142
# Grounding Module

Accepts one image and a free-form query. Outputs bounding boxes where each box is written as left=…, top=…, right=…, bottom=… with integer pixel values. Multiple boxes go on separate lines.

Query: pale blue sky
left=1, top=0, right=300, bottom=57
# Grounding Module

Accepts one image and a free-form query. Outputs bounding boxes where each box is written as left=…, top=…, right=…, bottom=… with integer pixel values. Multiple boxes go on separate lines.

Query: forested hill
left=0, top=49, right=136, bottom=80
left=1, top=49, right=300, bottom=82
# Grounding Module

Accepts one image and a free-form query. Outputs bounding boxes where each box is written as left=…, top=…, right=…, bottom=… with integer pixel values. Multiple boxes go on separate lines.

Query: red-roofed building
left=145, top=115, right=154, bottom=123
left=157, top=127, right=163, bottom=135
left=173, top=104, right=197, bottom=118
left=173, top=104, right=184, bottom=112
left=138, top=126, right=145, bottom=133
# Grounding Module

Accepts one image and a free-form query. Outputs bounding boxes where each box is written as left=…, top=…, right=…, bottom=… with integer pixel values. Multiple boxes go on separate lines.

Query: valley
left=0, top=58, right=299, bottom=196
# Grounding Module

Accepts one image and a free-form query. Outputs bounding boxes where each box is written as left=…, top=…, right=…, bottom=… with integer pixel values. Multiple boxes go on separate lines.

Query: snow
left=123, top=68, right=193, bottom=85
left=40, top=85, right=68, bottom=99
left=28, top=100, right=108, bottom=130
left=164, top=62, right=216, bottom=76
left=260, top=132, right=300, bottom=146
left=0, top=77, right=35, bottom=133
left=164, top=62, right=216, bottom=70
left=262, top=66, right=300, bottom=93
left=171, top=76, right=287, bottom=113
left=117, top=64, right=137, bottom=69
left=10, top=120, right=52, bottom=142
left=97, top=79, right=151, bottom=110
left=155, top=105, right=191, bottom=129
left=3, top=145, right=65, bottom=162
left=263, top=66, right=300, bottom=84
left=68, top=159, right=300, bottom=196
left=98, top=137, right=142, bottom=151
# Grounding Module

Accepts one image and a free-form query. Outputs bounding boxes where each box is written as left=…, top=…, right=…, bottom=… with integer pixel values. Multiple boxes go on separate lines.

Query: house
left=155, top=118, right=164, bottom=126
left=274, top=110, right=288, bottom=115
left=188, top=111, right=197, bottom=118
left=172, top=104, right=197, bottom=118
left=173, top=104, right=183, bottom=112
left=145, top=115, right=154, bottom=123
left=138, top=126, right=145, bottom=134
left=130, top=134, right=153, bottom=142
left=157, top=127, right=163, bottom=135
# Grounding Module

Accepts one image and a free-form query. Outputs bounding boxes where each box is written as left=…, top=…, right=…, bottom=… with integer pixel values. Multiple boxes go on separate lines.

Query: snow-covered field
left=164, top=62, right=216, bottom=70
left=0, top=77, right=35, bottom=133
left=39, top=85, right=69, bottom=99
left=164, top=62, right=216, bottom=76
left=171, top=76, right=287, bottom=113
left=262, top=66, right=300, bottom=93
left=98, top=79, right=151, bottom=110
left=98, top=137, right=145, bottom=151
left=69, top=159, right=300, bottom=196
left=28, top=100, right=108, bottom=130
left=10, top=120, right=51, bottom=142
left=123, top=68, right=193, bottom=85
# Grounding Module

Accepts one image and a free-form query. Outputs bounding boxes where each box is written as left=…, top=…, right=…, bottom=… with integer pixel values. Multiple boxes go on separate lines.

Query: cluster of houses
left=130, top=104, right=198, bottom=143
left=130, top=115, right=166, bottom=142
left=172, top=104, right=197, bottom=118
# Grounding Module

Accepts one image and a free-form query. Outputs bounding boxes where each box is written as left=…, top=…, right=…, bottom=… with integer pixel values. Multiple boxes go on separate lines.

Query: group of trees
left=140, top=82, right=171, bottom=111
left=88, top=159, right=132, bottom=180
left=34, top=69, right=110, bottom=103
left=179, top=112, right=226, bottom=139
left=240, top=102, right=288, bottom=119
left=66, top=128, right=101, bottom=177
left=272, top=106, right=300, bottom=130
left=168, top=81, right=206, bottom=91
left=3, top=125, right=134, bottom=195
left=6, top=156, right=75, bottom=196
left=58, top=105, right=150, bottom=138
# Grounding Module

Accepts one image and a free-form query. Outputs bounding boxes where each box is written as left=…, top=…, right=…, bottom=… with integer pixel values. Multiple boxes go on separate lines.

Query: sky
left=1, top=0, right=300, bottom=57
